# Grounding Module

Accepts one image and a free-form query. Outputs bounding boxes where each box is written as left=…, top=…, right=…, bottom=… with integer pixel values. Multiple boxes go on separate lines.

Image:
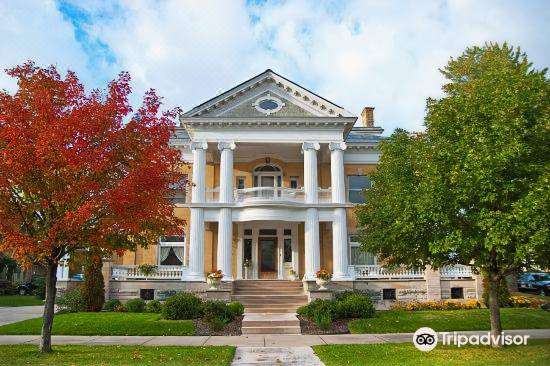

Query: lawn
left=313, top=340, right=550, bottom=366
left=0, top=312, right=195, bottom=336
left=0, top=295, right=43, bottom=307
left=0, top=345, right=235, bottom=366
left=348, top=308, right=550, bottom=334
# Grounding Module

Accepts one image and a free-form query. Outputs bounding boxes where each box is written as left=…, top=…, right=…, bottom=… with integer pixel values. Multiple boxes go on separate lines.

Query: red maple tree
left=0, top=62, right=185, bottom=352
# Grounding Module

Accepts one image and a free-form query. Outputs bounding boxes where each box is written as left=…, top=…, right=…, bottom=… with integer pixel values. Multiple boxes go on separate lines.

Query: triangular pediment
left=182, top=70, right=355, bottom=118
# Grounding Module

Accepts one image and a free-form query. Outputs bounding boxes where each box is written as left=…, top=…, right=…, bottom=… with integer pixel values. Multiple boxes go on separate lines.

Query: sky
left=1, top=0, right=549, bottom=134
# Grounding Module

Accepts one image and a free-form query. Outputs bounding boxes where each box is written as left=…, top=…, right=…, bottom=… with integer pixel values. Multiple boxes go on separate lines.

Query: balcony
left=350, top=264, right=474, bottom=280
left=440, top=264, right=474, bottom=278
left=111, top=265, right=183, bottom=280
left=186, top=187, right=334, bottom=204
left=351, top=265, right=425, bottom=279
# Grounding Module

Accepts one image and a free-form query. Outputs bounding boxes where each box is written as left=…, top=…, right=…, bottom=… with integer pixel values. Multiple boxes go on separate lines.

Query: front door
left=259, top=237, right=277, bottom=279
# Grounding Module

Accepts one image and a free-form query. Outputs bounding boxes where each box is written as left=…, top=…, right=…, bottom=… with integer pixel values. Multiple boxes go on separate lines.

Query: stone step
left=232, top=295, right=308, bottom=302
left=245, top=307, right=299, bottom=313
left=234, top=285, right=303, bottom=290
left=233, top=287, right=304, bottom=294
left=233, top=291, right=304, bottom=296
left=238, top=303, right=306, bottom=309
left=241, top=326, right=301, bottom=334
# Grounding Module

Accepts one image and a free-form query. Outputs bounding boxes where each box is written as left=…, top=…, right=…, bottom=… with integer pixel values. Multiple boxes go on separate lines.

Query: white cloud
left=1, top=0, right=548, bottom=133
left=0, top=0, right=94, bottom=92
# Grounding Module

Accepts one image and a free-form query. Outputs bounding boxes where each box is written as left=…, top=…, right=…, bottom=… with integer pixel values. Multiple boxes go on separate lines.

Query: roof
left=181, top=69, right=355, bottom=118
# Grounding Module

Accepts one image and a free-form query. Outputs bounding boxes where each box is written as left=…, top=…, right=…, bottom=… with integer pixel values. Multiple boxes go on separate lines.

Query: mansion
left=57, top=70, right=482, bottom=308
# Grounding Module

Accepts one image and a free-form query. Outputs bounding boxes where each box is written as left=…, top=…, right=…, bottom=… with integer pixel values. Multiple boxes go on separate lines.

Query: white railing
left=235, top=187, right=305, bottom=203
left=440, top=264, right=473, bottom=278
left=351, top=265, right=425, bottom=279
left=111, top=265, right=183, bottom=280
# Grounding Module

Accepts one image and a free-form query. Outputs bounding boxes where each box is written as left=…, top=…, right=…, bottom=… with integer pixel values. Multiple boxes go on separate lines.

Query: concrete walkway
left=231, top=347, right=324, bottom=365
left=1, top=329, right=549, bottom=346
left=0, top=306, right=43, bottom=326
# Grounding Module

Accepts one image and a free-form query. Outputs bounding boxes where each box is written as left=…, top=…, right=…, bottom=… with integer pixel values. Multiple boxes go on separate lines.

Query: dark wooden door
left=259, top=237, right=277, bottom=279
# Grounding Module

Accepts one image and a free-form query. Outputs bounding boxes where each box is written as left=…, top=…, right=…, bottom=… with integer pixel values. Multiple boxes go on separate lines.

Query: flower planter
left=289, top=274, right=297, bottom=281
left=316, top=278, right=330, bottom=290
left=207, top=277, right=221, bottom=290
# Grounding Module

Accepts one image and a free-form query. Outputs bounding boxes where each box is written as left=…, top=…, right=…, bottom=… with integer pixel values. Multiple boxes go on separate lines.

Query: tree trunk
left=488, top=271, right=503, bottom=348
left=39, top=262, right=57, bottom=353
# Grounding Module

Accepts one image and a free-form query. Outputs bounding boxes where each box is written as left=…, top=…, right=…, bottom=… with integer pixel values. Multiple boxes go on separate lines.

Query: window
left=284, top=229, right=292, bottom=236
left=243, top=238, right=252, bottom=261
left=170, top=174, right=188, bottom=203
left=236, top=176, right=245, bottom=189
left=348, top=175, right=371, bottom=203
left=244, top=229, right=252, bottom=236
left=159, top=236, right=185, bottom=266
left=349, top=236, right=377, bottom=265
left=451, top=287, right=464, bottom=299
left=283, top=238, right=292, bottom=263
left=140, top=289, right=154, bottom=300
left=259, top=229, right=277, bottom=236
left=383, top=288, right=396, bottom=300
left=290, top=176, right=299, bottom=189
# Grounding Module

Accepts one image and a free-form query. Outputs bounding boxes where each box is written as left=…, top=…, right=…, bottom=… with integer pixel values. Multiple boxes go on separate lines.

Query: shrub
left=314, top=311, right=332, bottom=330
left=114, top=303, right=126, bottom=312
left=145, top=299, right=163, bottom=313
left=208, top=316, right=228, bottom=331
left=162, top=292, right=203, bottom=320
left=336, top=293, right=375, bottom=319
left=227, top=301, right=244, bottom=317
left=56, top=287, right=85, bottom=313
left=31, top=277, right=46, bottom=299
left=0, top=280, right=16, bottom=295
left=510, top=295, right=546, bottom=309
left=81, top=256, right=105, bottom=312
left=203, top=300, right=233, bottom=322
left=482, top=276, right=512, bottom=307
left=297, top=299, right=338, bottom=320
left=126, top=298, right=146, bottom=312
left=103, top=299, right=122, bottom=311
left=390, top=299, right=483, bottom=311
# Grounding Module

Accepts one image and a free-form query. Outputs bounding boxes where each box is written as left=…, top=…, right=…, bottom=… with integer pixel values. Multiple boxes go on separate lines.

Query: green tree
left=81, top=251, right=105, bottom=312
left=357, top=43, right=550, bottom=345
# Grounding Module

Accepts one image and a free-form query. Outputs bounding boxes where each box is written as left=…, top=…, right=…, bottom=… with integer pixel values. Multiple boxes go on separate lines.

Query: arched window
left=254, top=165, right=281, bottom=172
left=253, top=164, right=282, bottom=187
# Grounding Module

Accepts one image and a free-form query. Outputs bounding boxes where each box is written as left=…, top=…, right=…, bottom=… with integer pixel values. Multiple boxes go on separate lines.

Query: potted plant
left=288, top=269, right=298, bottom=281
left=243, top=259, right=251, bottom=279
left=206, top=270, right=224, bottom=290
left=315, top=269, right=332, bottom=290
left=137, top=264, right=157, bottom=279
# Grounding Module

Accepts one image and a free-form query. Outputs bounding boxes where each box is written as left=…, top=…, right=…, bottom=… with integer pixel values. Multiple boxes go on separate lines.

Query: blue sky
left=1, top=0, right=549, bottom=133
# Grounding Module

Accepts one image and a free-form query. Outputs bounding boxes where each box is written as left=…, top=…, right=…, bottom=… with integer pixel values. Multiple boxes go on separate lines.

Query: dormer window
left=253, top=94, right=285, bottom=115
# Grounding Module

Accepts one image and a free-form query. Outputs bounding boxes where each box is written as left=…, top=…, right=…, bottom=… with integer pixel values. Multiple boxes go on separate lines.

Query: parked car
left=518, top=272, right=550, bottom=296
left=15, top=281, right=36, bottom=296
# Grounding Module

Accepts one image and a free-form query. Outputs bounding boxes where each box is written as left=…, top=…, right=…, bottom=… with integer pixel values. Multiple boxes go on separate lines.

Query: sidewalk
left=1, top=329, right=549, bottom=347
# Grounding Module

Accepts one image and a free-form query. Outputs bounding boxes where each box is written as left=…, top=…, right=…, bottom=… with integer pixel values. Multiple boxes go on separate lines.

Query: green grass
left=348, top=308, right=550, bottom=334
left=0, top=345, right=235, bottom=366
left=0, top=312, right=195, bottom=336
left=313, top=340, right=550, bottom=366
left=0, top=295, right=43, bottom=307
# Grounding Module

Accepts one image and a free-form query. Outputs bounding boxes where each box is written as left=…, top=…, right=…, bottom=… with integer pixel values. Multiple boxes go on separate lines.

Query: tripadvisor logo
left=413, top=327, right=438, bottom=352
left=413, top=327, right=531, bottom=351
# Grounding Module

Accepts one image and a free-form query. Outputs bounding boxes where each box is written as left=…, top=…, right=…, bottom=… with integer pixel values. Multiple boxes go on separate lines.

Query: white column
left=183, top=141, right=208, bottom=281
left=304, top=208, right=320, bottom=280
left=302, top=142, right=320, bottom=204
left=56, top=254, right=69, bottom=281
left=302, top=142, right=320, bottom=280
left=329, top=141, right=351, bottom=280
left=332, top=208, right=352, bottom=280
left=217, top=142, right=235, bottom=281
left=329, top=141, right=347, bottom=204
